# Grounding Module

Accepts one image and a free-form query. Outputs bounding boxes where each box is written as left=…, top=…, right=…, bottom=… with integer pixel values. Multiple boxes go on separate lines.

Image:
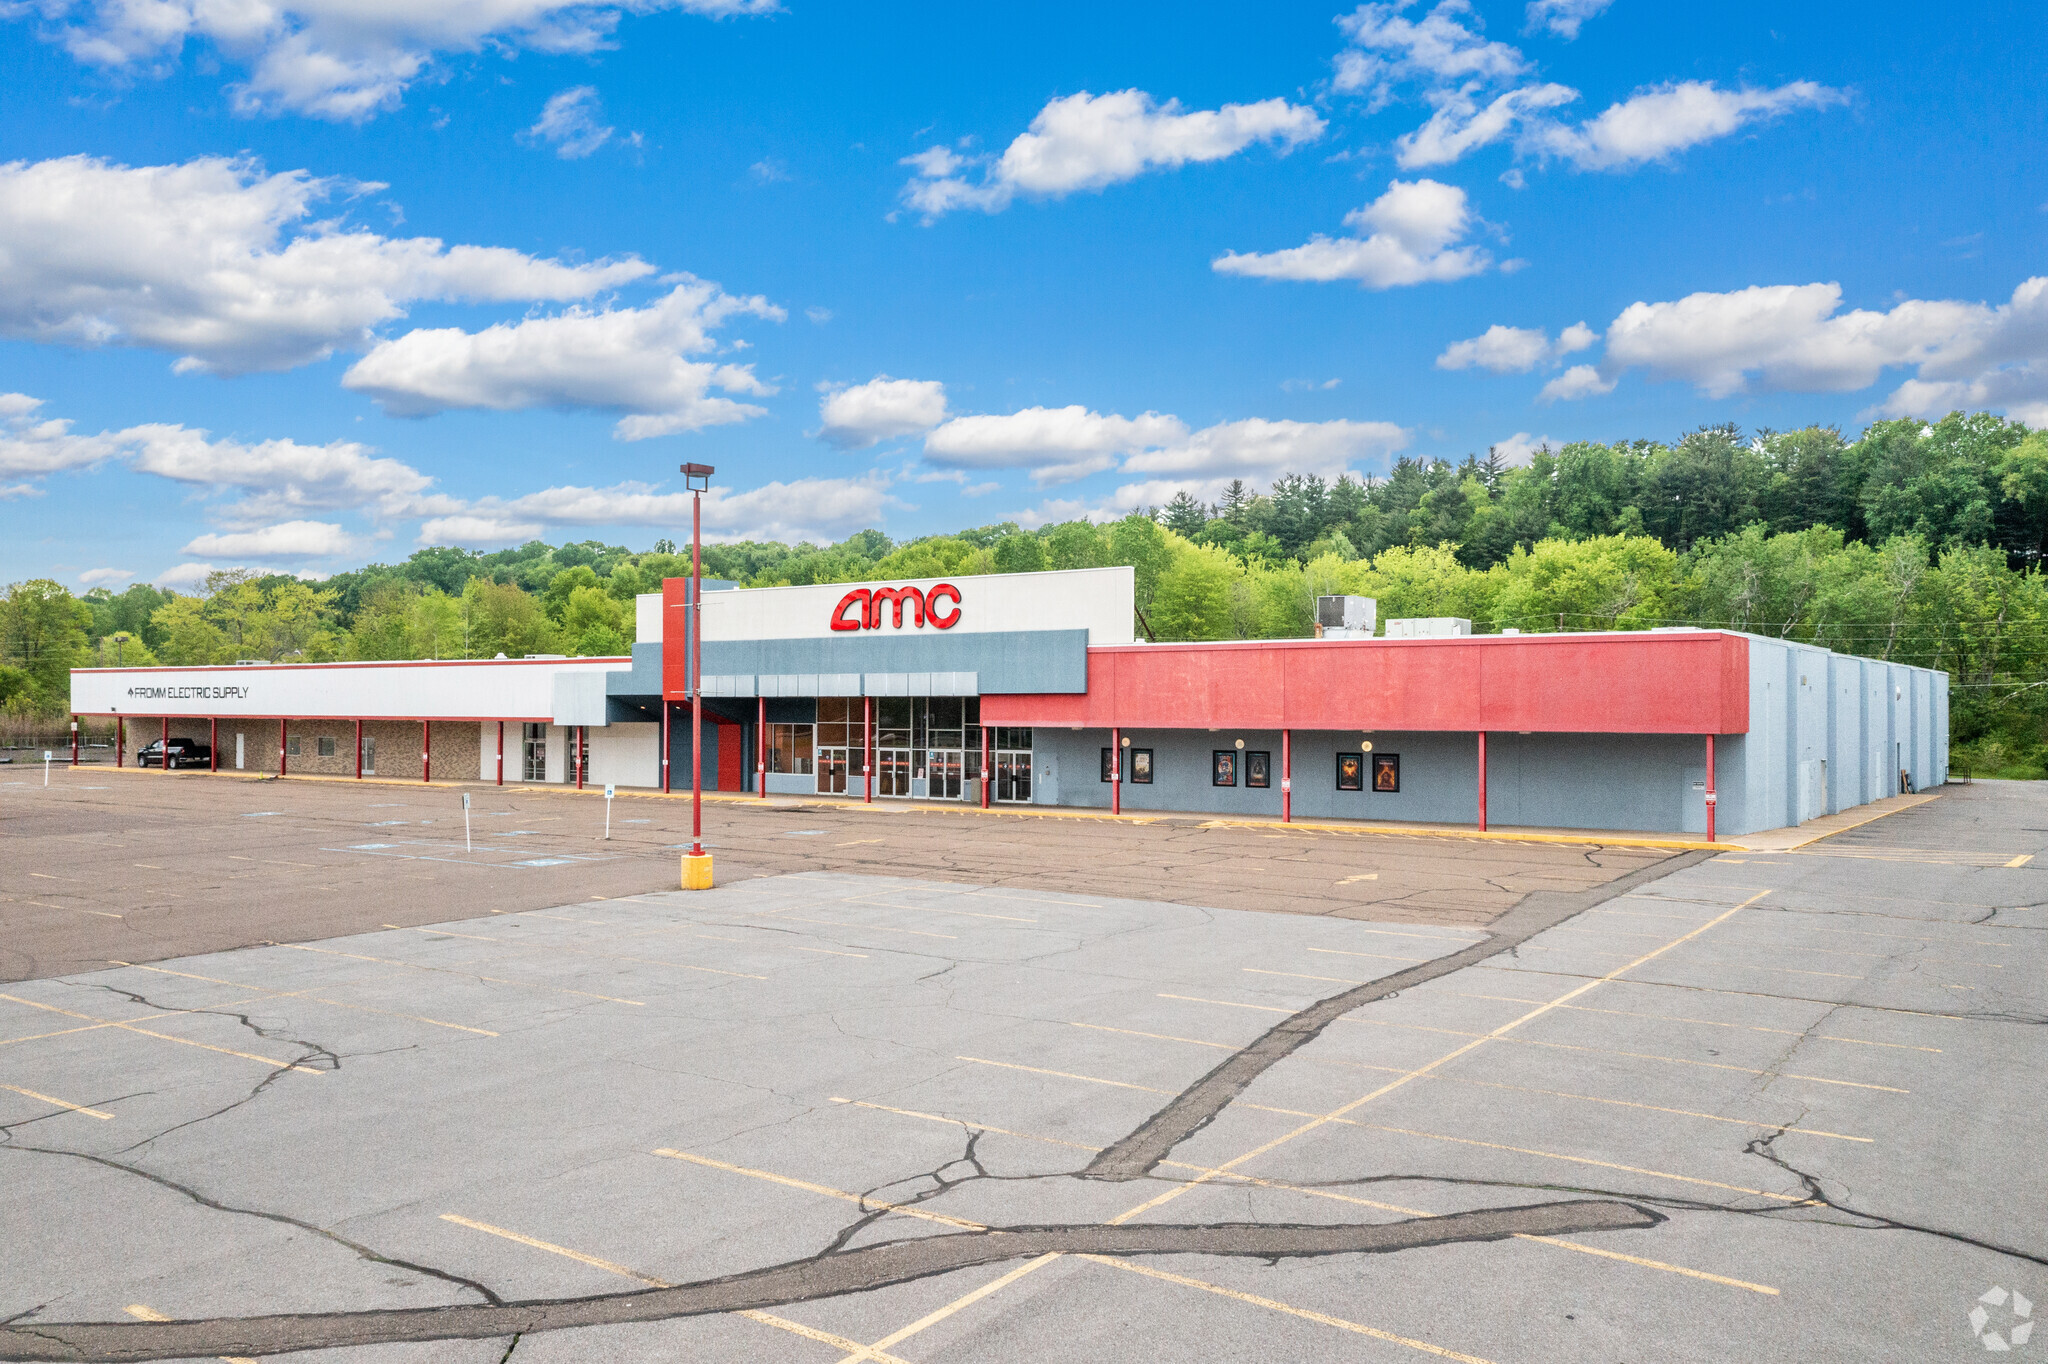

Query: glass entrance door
left=878, top=749, right=913, bottom=797
left=995, top=750, right=1032, bottom=802
left=361, top=734, right=376, bottom=775
left=522, top=723, right=546, bottom=781
left=928, top=750, right=963, bottom=799
left=817, top=747, right=849, bottom=794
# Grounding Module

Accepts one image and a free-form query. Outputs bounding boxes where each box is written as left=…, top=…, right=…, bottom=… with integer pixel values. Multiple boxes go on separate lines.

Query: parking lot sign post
left=462, top=791, right=472, bottom=852
left=604, top=783, right=614, bottom=840
left=43, top=751, right=51, bottom=786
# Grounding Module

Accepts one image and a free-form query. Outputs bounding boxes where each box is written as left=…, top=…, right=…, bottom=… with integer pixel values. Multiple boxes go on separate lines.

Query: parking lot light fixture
left=681, top=461, right=715, bottom=891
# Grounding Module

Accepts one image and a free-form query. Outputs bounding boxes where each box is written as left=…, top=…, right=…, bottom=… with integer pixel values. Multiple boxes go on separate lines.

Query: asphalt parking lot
left=0, top=770, right=1672, bottom=983
left=0, top=777, right=2042, bottom=1362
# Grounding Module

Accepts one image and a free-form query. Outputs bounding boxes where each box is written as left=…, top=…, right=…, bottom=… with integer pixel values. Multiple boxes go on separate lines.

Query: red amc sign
left=830, top=583, right=962, bottom=632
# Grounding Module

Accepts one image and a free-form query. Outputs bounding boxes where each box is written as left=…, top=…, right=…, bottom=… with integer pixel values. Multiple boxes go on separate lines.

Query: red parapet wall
left=982, top=632, right=1750, bottom=735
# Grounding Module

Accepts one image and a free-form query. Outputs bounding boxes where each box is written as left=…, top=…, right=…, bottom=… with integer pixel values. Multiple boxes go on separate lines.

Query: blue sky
left=2, top=0, right=2043, bottom=590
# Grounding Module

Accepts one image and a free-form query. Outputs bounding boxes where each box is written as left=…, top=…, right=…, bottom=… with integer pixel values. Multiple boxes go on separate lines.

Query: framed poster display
left=1130, top=748, right=1153, bottom=783
left=1100, top=747, right=1116, bottom=782
left=1372, top=753, right=1401, bottom=792
left=1212, top=750, right=1238, bottom=786
left=1245, top=750, right=1271, bottom=788
left=1336, top=752, right=1364, bottom=790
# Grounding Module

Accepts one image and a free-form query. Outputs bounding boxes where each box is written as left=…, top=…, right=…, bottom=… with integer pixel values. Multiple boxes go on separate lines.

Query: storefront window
left=768, top=723, right=814, bottom=774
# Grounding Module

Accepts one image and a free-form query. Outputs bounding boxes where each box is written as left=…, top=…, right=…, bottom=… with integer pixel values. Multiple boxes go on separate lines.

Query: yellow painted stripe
left=0, top=1084, right=113, bottom=1119
left=651, top=1148, right=984, bottom=1229
left=124, top=1305, right=256, bottom=1363
left=0, top=994, right=324, bottom=1074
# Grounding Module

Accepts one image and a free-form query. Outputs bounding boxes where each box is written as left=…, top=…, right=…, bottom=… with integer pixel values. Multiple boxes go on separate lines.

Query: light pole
left=681, top=462, right=715, bottom=890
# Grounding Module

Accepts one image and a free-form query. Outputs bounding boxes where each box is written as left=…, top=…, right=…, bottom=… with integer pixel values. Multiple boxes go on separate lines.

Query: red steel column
left=1110, top=725, right=1121, bottom=815
left=757, top=695, right=767, bottom=798
left=1705, top=734, right=1717, bottom=843
left=1282, top=728, right=1292, bottom=823
left=863, top=695, right=873, bottom=803
left=980, top=724, right=990, bottom=809
left=278, top=718, right=286, bottom=777
left=1476, top=732, right=1488, bottom=833
left=209, top=717, right=217, bottom=772
left=355, top=719, right=363, bottom=779
left=661, top=702, right=671, bottom=793
left=576, top=725, right=584, bottom=789
left=423, top=720, right=432, bottom=783
left=117, top=716, right=124, bottom=768
left=72, top=718, right=80, bottom=767
left=496, top=720, right=504, bottom=786
left=161, top=716, right=169, bottom=770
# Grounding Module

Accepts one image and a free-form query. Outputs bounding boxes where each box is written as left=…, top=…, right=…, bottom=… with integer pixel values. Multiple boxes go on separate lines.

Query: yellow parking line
left=1158, top=992, right=1903, bottom=1090
left=1362, top=1124, right=1809, bottom=1202
left=1069, top=1022, right=1236, bottom=1050
left=268, top=942, right=647, bottom=1006
left=1451, top=993, right=1942, bottom=1052
left=382, top=924, right=766, bottom=981
left=1306, top=946, right=1434, bottom=963
left=767, top=914, right=957, bottom=940
left=110, top=962, right=498, bottom=1036
left=2005, top=854, right=2033, bottom=867
left=0, top=994, right=324, bottom=1074
left=0, top=1084, right=114, bottom=1119
left=956, top=1056, right=1170, bottom=1094
left=650, top=1148, right=983, bottom=1229
left=123, top=1304, right=256, bottom=1363
left=1081, top=1255, right=1499, bottom=1361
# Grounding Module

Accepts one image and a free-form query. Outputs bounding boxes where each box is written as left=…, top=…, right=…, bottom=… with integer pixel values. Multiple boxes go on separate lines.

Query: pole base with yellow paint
left=681, top=853, right=714, bottom=890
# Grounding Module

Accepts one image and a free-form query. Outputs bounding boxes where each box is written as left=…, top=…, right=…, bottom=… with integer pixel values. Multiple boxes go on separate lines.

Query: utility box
left=1315, top=595, right=1377, bottom=639
left=1384, top=617, right=1472, bottom=639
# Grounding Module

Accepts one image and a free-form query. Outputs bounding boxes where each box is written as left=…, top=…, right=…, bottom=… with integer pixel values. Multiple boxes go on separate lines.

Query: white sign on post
left=604, top=783, right=615, bottom=840
left=43, top=751, right=51, bottom=786
left=461, top=790, right=472, bottom=852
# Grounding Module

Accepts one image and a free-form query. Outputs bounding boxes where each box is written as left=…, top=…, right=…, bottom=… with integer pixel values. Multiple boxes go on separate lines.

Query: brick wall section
left=430, top=721, right=482, bottom=784
left=128, top=715, right=499, bottom=784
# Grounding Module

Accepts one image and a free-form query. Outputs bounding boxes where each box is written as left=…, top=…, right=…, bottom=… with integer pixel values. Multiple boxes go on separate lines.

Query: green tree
left=0, top=579, right=91, bottom=712
left=1044, top=521, right=1109, bottom=570
left=1149, top=540, right=1242, bottom=640
left=991, top=533, right=1048, bottom=574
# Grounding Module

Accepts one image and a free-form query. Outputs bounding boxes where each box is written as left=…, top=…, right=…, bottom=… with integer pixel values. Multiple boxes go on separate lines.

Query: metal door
left=235, top=732, right=244, bottom=770
left=928, top=750, right=962, bottom=799
left=879, top=749, right=912, bottom=797
left=522, top=723, right=546, bottom=781
left=362, top=734, right=376, bottom=776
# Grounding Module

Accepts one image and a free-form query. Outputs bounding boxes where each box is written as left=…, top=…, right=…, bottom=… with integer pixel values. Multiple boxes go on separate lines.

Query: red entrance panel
left=717, top=721, right=743, bottom=792
left=983, top=632, right=1750, bottom=735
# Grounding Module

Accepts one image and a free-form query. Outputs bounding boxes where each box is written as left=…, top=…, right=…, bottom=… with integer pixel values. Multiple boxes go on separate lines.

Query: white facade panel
left=72, top=658, right=632, bottom=722
left=699, top=566, right=1135, bottom=646
left=589, top=722, right=658, bottom=789
left=636, top=593, right=663, bottom=643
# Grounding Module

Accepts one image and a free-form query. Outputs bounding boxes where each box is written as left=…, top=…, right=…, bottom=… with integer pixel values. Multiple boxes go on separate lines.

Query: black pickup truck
left=135, top=739, right=213, bottom=769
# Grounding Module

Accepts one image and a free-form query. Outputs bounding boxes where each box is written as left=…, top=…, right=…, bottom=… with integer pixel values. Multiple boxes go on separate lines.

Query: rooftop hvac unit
left=1315, top=595, right=1377, bottom=639
left=1384, top=617, right=1471, bottom=639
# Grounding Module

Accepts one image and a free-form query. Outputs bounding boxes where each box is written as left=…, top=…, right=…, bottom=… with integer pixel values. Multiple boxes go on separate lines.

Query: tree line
left=5, top=410, right=2047, bottom=774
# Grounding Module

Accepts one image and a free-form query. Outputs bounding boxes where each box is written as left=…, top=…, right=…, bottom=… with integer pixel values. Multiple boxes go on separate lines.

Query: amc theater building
left=70, top=566, right=1948, bottom=839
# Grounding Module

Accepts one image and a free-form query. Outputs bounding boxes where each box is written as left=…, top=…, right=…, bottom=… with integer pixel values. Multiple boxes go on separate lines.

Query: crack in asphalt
left=0, top=1203, right=1660, bottom=1362
left=1081, top=851, right=1713, bottom=1182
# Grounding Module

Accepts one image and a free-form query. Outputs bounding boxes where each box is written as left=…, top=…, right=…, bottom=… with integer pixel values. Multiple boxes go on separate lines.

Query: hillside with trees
left=7, top=411, right=2048, bottom=775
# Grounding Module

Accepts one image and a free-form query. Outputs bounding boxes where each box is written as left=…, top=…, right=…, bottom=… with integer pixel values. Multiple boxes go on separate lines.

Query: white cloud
left=1524, top=277, right=2048, bottom=420
left=0, top=483, right=39, bottom=500
left=21, top=0, right=774, bottom=121
left=126, top=425, right=440, bottom=524
left=1489, top=432, right=1558, bottom=466
left=181, top=520, right=361, bottom=559
left=1212, top=178, right=1490, bottom=287
left=155, top=561, right=229, bottom=590
left=526, top=87, right=613, bottom=159
left=1333, top=1, right=1526, bottom=104
left=428, top=475, right=900, bottom=544
left=901, top=89, right=1323, bottom=218
left=1119, top=417, right=1410, bottom=484
left=0, top=155, right=654, bottom=373
left=1395, top=82, right=1577, bottom=168
left=817, top=376, right=949, bottom=449
left=0, top=394, right=130, bottom=476
left=416, top=514, right=546, bottom=547
left=341, top=280, right=783, bottom=439
left=923, top=406, right=1188, bottom=486
left=1436, top=320, right=1594, bottom=372
left=1524, top=0, right=1612, bottom=39
left=1533, top=81, right=1846, bottom=171
left=78, top=567, right=135, bottom=587
left=1537, top=364, right=1617, bottom=402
